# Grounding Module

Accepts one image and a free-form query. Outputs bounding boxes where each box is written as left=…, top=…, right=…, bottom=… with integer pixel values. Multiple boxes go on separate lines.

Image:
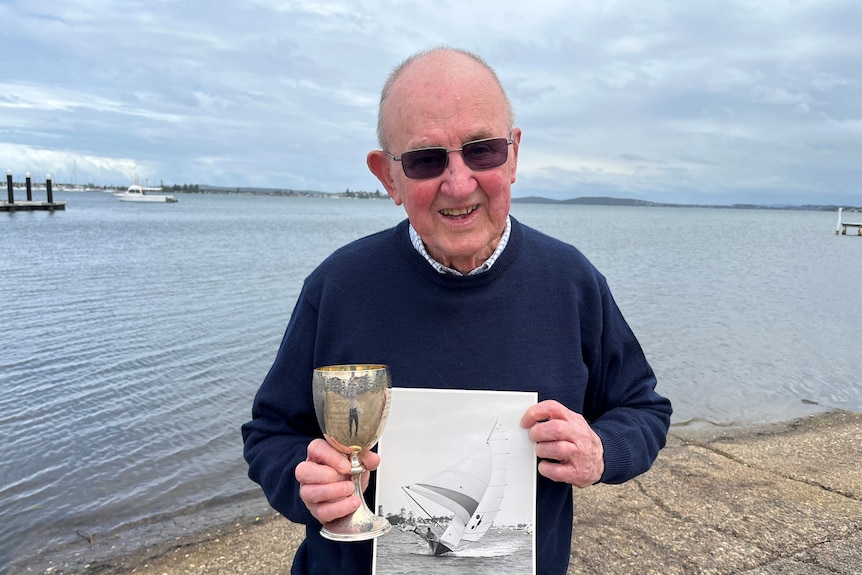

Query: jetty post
left=835, top=207, right=862, bottom=236
left=1, top=170, right=66, bottom=212
left=5, top=170, right=12, bottom=204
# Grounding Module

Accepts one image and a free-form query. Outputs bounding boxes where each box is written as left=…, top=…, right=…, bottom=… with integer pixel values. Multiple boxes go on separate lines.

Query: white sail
left=403, top=421, right=508, bottom=553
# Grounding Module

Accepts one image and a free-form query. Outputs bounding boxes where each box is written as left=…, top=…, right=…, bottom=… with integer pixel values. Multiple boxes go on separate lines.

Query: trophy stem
left=349, top=450, right=364, bottom=475
left=320, top=458, right=391, bottom=541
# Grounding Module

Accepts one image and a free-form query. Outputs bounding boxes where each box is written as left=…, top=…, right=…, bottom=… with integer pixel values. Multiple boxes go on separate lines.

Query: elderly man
left=242, top=47, right=672, bottom=574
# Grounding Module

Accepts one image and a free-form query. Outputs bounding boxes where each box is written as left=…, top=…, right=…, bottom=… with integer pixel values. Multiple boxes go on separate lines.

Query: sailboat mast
left=485, top=419, right=500, bottom=442
left=401, top=487, right=446, bottom=530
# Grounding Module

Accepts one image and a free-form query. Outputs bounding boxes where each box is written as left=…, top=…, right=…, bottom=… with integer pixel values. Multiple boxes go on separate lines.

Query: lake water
left=2, top=191, right=861, bottom=572
left=374, top=527, right=533, bottom=575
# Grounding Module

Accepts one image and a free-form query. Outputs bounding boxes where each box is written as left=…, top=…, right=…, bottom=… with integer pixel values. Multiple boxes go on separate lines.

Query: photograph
left=373, top=388, right=537, bottom=575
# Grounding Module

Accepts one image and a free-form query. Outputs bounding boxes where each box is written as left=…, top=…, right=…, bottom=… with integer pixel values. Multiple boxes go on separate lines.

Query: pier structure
left=835, top=207, right=862, bottom=236
left=1, top=170, right=67, bottom=212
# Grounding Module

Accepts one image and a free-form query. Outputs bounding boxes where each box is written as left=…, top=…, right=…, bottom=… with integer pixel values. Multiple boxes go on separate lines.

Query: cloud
left=1, top=0, right=860, bottom=204
left=0, top=142, right=142, bottom=183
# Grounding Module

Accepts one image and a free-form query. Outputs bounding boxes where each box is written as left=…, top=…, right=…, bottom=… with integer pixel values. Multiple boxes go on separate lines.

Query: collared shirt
left=408, top=216, right=512, bottom=276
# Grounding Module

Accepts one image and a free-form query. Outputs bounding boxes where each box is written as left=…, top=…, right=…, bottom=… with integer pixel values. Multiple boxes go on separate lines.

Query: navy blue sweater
left=242, top=217, right=672, bottom=574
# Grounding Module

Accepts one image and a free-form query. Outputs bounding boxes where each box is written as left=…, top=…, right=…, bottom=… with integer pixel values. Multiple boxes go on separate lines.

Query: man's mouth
left=439, top=205, right=479, bottom=217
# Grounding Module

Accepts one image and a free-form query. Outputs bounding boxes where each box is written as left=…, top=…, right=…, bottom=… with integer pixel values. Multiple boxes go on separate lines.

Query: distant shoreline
left=24, top=184, right=860, bottom=211
left=193, top=187, right=861, bottom=212
left=510, top=195, right=861, bottom=212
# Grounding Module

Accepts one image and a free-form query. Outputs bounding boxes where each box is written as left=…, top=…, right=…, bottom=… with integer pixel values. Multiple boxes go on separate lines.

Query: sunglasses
left=385, top=135, right=513, bottom=179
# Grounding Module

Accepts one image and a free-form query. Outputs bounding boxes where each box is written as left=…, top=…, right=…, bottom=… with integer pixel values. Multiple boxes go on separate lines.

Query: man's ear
left=367, top=150, right=403, bottom=205
left=509, top=127, right=522, bottom=185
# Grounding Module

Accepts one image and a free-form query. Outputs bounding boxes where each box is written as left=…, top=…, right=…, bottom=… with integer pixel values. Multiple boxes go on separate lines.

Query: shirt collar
left=408, top=216, right=511, bottom=276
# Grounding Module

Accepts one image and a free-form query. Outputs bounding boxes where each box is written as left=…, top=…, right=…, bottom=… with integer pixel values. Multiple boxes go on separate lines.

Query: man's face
left=368, top=53, right=520, bottom=274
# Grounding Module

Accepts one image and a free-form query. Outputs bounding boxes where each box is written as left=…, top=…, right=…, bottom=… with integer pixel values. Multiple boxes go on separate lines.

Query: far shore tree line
left=163, top=184, right=385, bottom=199
left=380, top=506, right=532, bottom=531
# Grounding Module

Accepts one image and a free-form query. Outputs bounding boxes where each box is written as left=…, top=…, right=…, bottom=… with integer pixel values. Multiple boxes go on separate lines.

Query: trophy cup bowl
left=312, top=364, right=392, bottom=541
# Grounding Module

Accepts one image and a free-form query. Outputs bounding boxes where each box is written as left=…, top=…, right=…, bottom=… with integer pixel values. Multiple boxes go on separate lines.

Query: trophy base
left=320, top=513, right=391, bottom=542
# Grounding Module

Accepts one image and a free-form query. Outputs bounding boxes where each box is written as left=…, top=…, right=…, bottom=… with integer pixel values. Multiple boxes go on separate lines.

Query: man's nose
left=439, top=152, right=477, bottom=197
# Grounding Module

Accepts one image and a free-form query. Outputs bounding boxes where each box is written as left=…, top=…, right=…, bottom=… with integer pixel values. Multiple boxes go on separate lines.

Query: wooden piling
left=5, top=170, right=12, bottom=204
left=0, top=171, right=66, bottom=212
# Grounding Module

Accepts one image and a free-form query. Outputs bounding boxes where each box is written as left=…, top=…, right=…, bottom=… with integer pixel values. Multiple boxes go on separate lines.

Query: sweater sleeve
left=583, top=277, right=673, bottom=485
left=241, top=291, right=321, bottom=524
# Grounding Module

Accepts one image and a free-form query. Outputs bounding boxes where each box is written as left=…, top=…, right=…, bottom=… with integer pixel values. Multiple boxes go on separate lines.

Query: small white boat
left=113, top=184, right=178, bottom=203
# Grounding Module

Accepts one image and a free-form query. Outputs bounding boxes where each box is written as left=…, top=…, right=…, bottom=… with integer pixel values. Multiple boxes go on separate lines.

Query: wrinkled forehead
left=381, top=54, right=510, bottom=147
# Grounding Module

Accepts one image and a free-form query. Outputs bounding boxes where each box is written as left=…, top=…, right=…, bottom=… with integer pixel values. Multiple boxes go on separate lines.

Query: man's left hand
left=520, top=400, right=604, bottom=488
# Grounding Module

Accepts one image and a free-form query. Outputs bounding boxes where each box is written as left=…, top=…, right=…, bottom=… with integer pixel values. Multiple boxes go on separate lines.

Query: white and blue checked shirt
left=408, top=216, right=511, bottom=276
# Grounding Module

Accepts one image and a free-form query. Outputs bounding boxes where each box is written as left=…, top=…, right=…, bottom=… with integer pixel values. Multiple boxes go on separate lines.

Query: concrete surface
left=37, top=410, right=862, bottom=575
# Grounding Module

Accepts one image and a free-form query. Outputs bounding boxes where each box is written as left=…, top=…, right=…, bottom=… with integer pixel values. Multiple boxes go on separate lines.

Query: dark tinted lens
left=462, top=138, right=509, bottom=170
left=401, top=148, right=448, bottom=179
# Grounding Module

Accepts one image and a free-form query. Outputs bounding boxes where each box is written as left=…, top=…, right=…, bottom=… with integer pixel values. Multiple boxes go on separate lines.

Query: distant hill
left=510, top=195, right=563, bottom=204
left=196, top=184, right=325, bottom=196
left=512, top=196, right=672, bottom=207
left=561, top=196, right=660, bottom=207
left=512, top=195, right=858, bottom=212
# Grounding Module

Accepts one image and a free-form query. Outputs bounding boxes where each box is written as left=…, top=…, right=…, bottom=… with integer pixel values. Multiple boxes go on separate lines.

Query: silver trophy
left=312, top=364, right=392, bottom=541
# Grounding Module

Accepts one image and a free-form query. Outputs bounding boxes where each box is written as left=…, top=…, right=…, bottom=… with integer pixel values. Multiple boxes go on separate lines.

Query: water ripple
left=3, top=195, right=861, bottom=571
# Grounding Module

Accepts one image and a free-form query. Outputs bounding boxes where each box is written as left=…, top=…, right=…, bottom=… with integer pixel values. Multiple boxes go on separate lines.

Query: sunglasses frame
left=385, top=133, right=513, bottom=180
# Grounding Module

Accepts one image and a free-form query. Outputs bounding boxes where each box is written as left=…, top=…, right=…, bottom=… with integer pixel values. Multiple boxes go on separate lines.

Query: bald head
left=376, top=47, right=514, bottom=151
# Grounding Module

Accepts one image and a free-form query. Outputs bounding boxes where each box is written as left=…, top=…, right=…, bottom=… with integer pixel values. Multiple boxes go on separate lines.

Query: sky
left=1, top=0, right=860, bottom=205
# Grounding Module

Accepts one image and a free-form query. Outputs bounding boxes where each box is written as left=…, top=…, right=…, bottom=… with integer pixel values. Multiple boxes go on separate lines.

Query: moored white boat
left=113, top=184, right=178, bottom=203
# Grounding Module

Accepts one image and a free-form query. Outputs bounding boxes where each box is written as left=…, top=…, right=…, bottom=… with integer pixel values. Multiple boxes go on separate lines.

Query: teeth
left=440, top=205, right=477, bottom=217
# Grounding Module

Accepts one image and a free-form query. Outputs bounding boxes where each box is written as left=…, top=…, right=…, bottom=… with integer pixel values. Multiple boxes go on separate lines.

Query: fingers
left=360, top=449, right=380, bottom=472
left=520, top=399, right=571, bottom=429
left=533, top=428, right=579, bottom=462
left=296, top=439, right=380, bottom=525
left=306, top=438, right=352, bottom=475
left=297, top=473, right=361, bottom=524
left=537, top=458, right=601, bottom=488
left=522, top=400, right=589, bottom=445
left=521, top=400, right=605, bottom=488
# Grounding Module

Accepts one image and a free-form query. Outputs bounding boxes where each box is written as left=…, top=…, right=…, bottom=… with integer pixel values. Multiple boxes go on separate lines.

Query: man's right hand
left=295, top=438, right=379, bottom=525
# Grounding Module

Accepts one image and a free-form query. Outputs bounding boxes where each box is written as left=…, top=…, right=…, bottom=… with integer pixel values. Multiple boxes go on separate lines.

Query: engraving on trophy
left=312, top=364, right=392, bottom=541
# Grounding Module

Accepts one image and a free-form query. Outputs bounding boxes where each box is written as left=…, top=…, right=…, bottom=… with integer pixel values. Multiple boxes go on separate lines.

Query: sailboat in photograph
left=401, top=421, right=508, bottom=556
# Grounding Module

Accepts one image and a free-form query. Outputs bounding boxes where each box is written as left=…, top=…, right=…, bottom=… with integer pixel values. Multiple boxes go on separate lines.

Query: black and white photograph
left=373, top=388, right=537, bottom=575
